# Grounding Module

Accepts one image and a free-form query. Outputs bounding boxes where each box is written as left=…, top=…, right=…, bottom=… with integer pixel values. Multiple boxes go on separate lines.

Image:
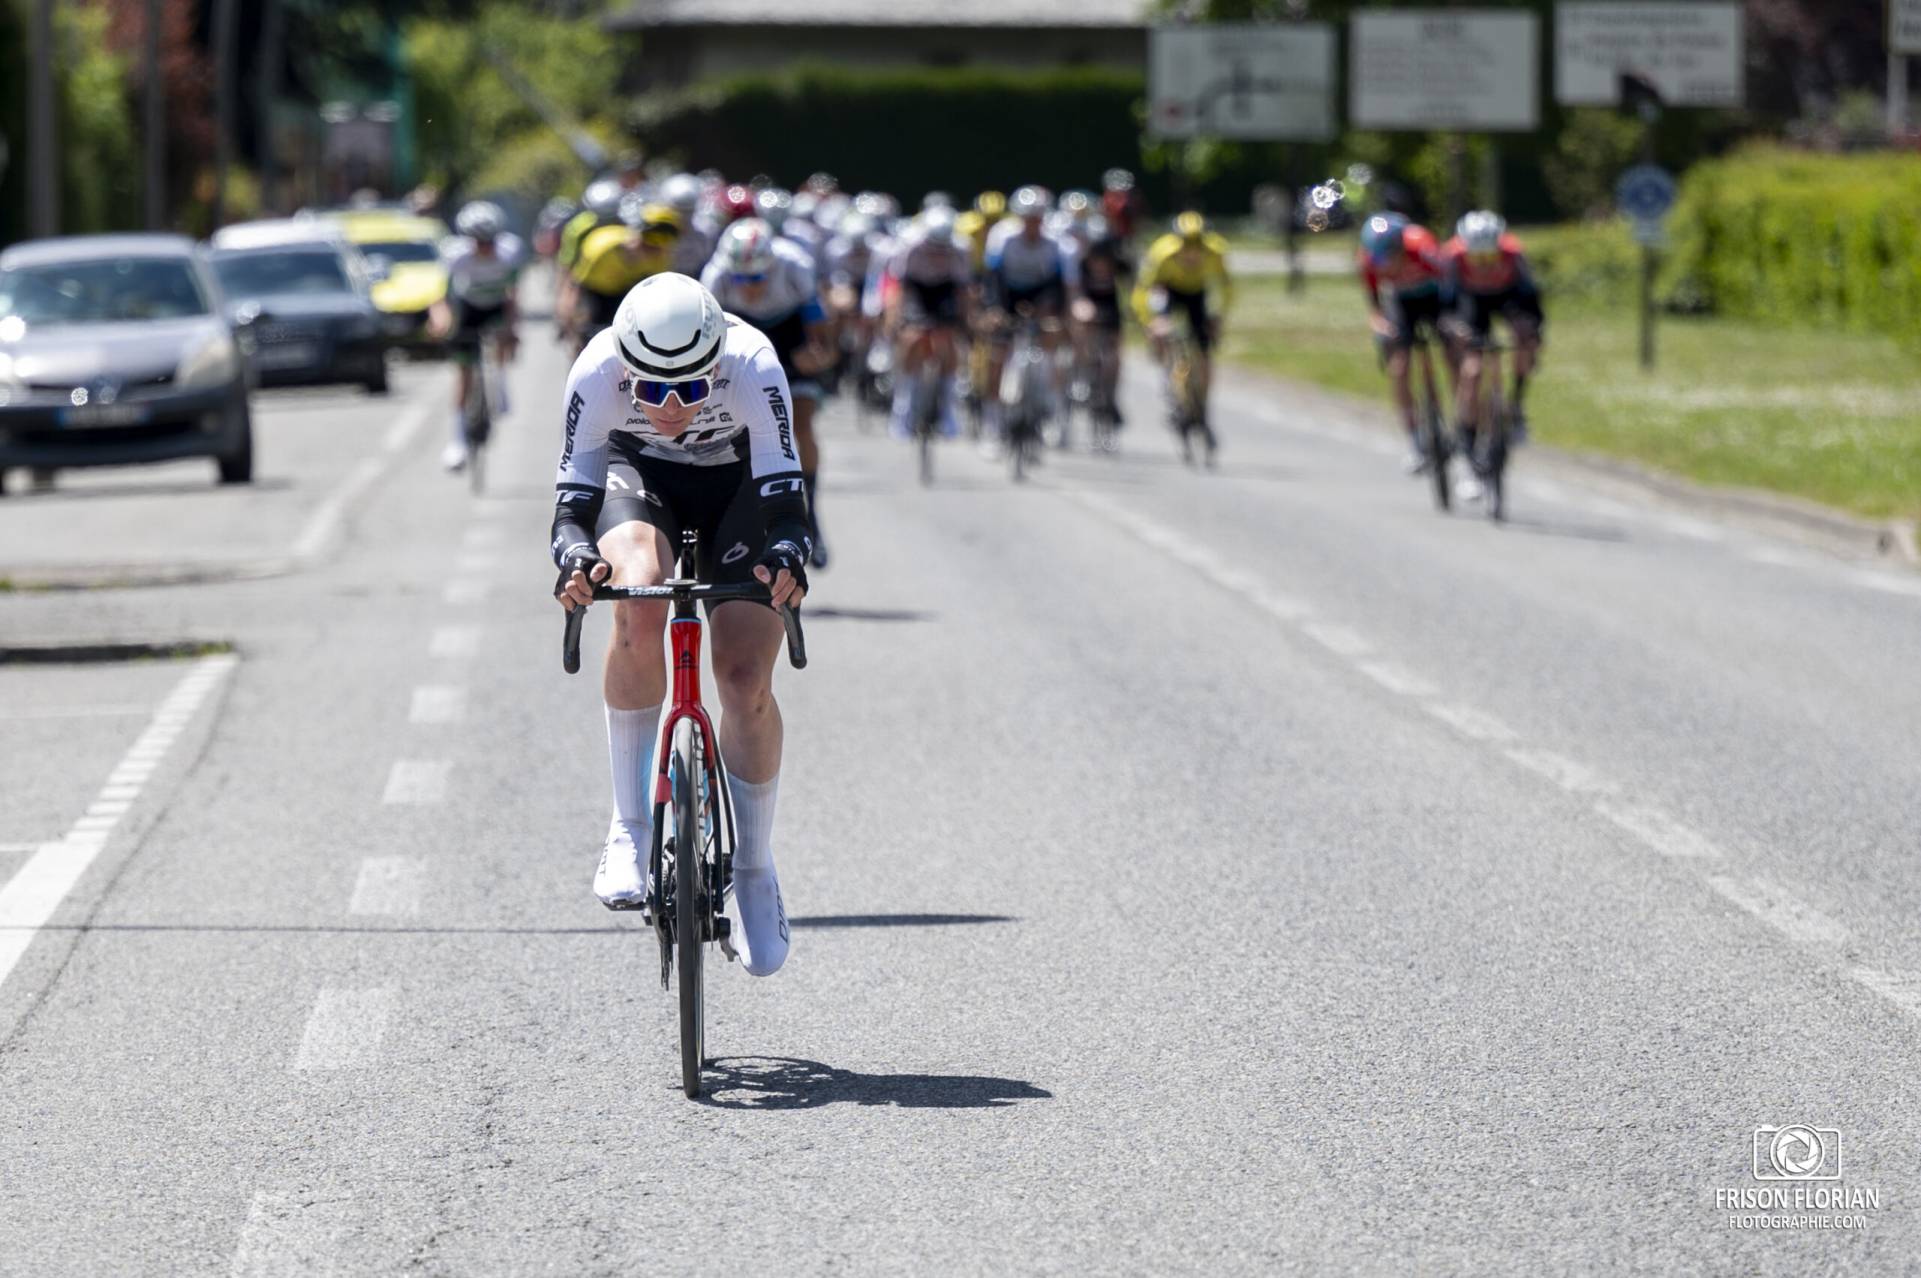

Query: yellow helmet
left=975, top=190, right=1006, bottom=219
left=1175, top=210, right=1207, bottom=241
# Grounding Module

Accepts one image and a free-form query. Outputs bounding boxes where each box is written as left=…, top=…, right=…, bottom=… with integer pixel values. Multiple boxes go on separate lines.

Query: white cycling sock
left=728, top=773, right=779, bottom=870
left=606, top=704, right=662, bottom=829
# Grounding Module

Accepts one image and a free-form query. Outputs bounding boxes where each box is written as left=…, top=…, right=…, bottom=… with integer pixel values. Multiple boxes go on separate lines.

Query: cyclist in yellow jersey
left=559, top=199, right=681, bottom=355
left=955, top=190, right=1006, bottom=276
left=1133, top=211, right=1233, bottom=446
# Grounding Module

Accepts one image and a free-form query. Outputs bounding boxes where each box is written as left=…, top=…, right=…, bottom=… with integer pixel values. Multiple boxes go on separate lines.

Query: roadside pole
left=1617, top=164, right=1675, bottom=373
left=212, top=0, right=238, bottom=229
left=29, top=0, right=57, bottom=237
left=144, top=0, right=165, bottom=230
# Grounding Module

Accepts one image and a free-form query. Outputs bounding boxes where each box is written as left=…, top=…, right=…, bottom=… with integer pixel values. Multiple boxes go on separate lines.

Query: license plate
left=60, top=402, right=151, bottom=428
left=253, top=342, right=320, bottom=370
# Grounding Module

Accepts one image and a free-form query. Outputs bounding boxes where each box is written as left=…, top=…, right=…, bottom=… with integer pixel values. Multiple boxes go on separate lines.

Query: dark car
left=209, top=221, right=390, bottom=393
left=0, top=234, right=254, bottom=490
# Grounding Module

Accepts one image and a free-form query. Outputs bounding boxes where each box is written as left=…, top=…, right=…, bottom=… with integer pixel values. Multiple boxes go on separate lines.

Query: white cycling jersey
left=887, top=225, right=970, bottom=287
left=700, top=237, right=820, bottom=326
left=443, top=233, right=524, bottom=308
left=555, top=320, right=802, bottom=496
left=985, top=222, right=1069, bottom=293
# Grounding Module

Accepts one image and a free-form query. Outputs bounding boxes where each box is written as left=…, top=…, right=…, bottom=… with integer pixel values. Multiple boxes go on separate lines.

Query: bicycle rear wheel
left=671, top=716, right=705, bottom=1098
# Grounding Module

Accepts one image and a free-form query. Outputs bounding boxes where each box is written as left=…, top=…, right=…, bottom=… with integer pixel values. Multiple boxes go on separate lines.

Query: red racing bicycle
left=563, top=528, right=806, bottom=1098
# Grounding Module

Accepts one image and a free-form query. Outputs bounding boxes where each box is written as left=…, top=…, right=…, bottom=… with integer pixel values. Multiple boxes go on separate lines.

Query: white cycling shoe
left=593, top=817, right=650, bottom=910
left=728, top=864, right=790, bottom=976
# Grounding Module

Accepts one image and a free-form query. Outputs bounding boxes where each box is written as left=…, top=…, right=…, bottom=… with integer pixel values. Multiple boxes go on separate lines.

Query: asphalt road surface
left=3, top=320, right=1918, bottom=1275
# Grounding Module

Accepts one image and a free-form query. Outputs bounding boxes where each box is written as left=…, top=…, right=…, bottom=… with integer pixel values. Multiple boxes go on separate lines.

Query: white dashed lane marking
left=1707, top=875, right=1850, bottom=951
left=1355, top=660, right=1439, bottom=698
left=293, top=988, right=395, bottom=1070
left=0, top=654, right=236, bottom=993
left=230, top=1191, right=353, bottom=1278
left=1423, top=701, right=1519, bottom=743
left=1503, top=747, right=1620, bottom=795
left=1301, top=622, right=1372, bottom=658
left=1594, top=801, right=1725, bottom=860
left=408, top=686, right=467, bottom=725
left=428, top=625, right=482, bottom=661
left=349, top=858, right=425, bottom=916
left=380, top=760, right=449, bottom=805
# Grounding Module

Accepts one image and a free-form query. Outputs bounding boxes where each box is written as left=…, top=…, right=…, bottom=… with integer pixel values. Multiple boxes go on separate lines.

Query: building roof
left=609, top=0, right=1146, bottom=29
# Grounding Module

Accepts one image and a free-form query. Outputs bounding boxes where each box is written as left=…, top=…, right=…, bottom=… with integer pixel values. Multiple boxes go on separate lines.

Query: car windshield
left=212, top=250, right=351, bottom=297
left=0, top=257, right=210, bottom=326
left=358, top=240, right=439, bottom=264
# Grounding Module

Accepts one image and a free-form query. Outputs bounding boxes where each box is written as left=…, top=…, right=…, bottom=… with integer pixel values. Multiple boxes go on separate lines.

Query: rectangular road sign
left=1149, top=24, right=1337, bottom=141
left=1896, top=0, right=1921, bottom=56
left=1350, top=11, right=1541, bottom=132
left=1557, top=3, right=1745, bottom=107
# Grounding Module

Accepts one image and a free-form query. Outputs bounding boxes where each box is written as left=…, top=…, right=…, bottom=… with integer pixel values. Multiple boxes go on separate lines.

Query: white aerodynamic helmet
left=659, top=172, right=702, bottom=216
left=919, top=205, right=958, bottom=240
left=718, top=217, right=778, bottom=275
left=1457, top=210, right=1507, bottom=254
left=612, top=273, right=726, bottom=384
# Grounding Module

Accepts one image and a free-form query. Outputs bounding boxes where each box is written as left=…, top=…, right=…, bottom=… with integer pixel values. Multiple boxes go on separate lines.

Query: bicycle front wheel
left=671, top=716, right=705, bottom=1098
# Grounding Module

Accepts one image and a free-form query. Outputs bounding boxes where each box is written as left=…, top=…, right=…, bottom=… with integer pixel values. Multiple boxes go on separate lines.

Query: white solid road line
left=1422, top=701, right=1519, bottom=743
left=1301, top=621, right=1373, bottom=658
left=1707, top=874, right=1850, bottom=951
left=428, top=624, right=482, bottom=661
left=1503, top=747, right=1621, bottom=796
left=1355, top=660, right=1438, bottom=698
left=408, top=686, right=467, bottom=725
left=294, top=988, right=395, bottom=1070
left=289, top=401, right=432, bottom=564
left=380, top=760, right=449, bottom=805
left=0, top=653, right=237, bottom=993
left=1593, top=801, right=1725, bottom=861
left=349, top=857, right=425, bottom=916
left=230, top=1192, right=353, bottom=1278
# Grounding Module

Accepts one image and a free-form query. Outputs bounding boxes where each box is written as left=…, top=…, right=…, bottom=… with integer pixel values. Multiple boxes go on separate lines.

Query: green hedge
left=1665, top=146, right=1921, bottom=341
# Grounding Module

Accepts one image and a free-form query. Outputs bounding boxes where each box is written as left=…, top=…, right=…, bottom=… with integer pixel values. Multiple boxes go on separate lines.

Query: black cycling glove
left=755, top=535, right=810, bottom=598
left=553, top=542, right=605, bottom=599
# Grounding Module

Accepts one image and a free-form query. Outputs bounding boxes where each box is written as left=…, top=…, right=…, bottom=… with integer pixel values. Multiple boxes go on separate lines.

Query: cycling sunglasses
left=728, top=271, right=769, bottom=286
left=631, top=377, right=713, bottom=408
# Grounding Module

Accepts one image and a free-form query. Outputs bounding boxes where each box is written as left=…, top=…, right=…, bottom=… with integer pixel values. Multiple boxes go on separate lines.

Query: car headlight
left=176, top=334, right=241, bottom=389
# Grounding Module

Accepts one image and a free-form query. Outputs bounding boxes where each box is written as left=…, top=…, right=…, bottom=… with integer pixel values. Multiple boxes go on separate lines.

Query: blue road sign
left=1615, top=164, right=1677, bottom=222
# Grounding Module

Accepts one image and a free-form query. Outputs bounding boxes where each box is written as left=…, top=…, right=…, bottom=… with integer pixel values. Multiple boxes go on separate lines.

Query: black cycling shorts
left=1381, top=289, right=1447, bottom=351
left=582, top=287, right=624, bottom=333
left=1157, top=286, right=1213, bottom=351
left=1000, top=278, right=1065, bottom=317
left=449, top=299, right=505, bottom=359
left=599, top=441, right=772, bottom=598
left=1457, top=286, right=1546, bottom=346
left=756, top=310, right=823, bottom=403
left=1082, top=285, right=1124, bottom=333
left=901, top=279, right=962, bottom=328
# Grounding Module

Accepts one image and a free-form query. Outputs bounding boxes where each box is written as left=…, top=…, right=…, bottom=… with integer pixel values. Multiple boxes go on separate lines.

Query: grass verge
left=1222, top=274, right=1921, bottom=523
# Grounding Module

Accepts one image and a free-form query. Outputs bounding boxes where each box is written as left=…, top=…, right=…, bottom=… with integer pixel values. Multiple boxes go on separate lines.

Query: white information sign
left=1351, top=11, right=1541, bottom=132
left=1149, top=24, right=1337, bottom=141
left=1557, top=3, right=1745, bottom=107
left=1895, top=0, right=1921, bottom=56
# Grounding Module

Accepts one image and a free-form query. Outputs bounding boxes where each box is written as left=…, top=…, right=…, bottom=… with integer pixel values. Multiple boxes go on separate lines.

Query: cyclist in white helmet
left=432, top=201, right=523, bottom=471
left=551, top=273, right=812, bottom=978
left=701, top=218, right=833, bottom=567
left=658, top=172, right=712, bottom=275
left=884, top=203, right=972, bottom=439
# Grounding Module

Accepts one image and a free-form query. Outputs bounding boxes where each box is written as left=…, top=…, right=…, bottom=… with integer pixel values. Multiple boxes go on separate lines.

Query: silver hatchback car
left=0, top=233, right=253, bottom=492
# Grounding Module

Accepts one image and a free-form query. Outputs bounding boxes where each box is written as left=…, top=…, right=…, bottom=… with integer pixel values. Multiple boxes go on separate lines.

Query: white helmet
left=718, top=217, right=778, bottom=275
left=754, top=187, right=793, bottom=230
left=1010, top=185, right=1052, bottom=218
left=659, top=173, right=702, bottom=216
left=582, top=178, right=623, bottom=219
left=919, top=205, right=958, bottom=241
left=611, top=273, right=726, bottom=383
left=1457, top=210, right=1506, bottom=254
left=455, top=200, right=505, bottom=241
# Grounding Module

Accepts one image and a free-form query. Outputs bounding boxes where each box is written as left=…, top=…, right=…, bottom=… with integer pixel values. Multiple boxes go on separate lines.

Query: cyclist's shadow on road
left=699, top=1056, right=1050, bottom=1112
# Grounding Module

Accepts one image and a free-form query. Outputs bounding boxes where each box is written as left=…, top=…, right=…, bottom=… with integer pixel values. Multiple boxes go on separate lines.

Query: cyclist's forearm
left=550, top=486, right=604, bottom=567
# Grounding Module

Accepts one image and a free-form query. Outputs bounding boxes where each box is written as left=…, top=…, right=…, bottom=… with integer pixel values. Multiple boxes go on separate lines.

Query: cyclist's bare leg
left=708, top=601, right=785, bottom=784
left=1455, top=347, right=1485, bottom=434
left=1385, top=347, right=1418, bottom=436
left=597, top=521, right=673, bottom=710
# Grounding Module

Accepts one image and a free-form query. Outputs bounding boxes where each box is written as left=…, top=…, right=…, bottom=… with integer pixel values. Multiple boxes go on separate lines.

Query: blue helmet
left=1360, top=213, right=1410, bottom=266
